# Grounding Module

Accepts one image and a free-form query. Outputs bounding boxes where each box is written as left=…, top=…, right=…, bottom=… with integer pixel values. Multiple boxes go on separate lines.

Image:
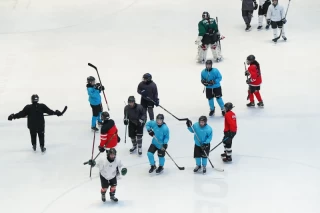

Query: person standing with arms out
left=257, top=0, right=271, bottom=30
left=8, top=94, right=63, bottom=153
left=195, top=11, right=222, bottom=63
left=242, top=0, right=258, bottom=31
left=245, top=55, right=264, bottom=107
left=146, top=114, right=169, bottom=174
left=124, top=96, right=146, bottom=155
left=87, top=148, right=127, bottom=202
left=87, top=76, right=104, bottom=131
left=186, top=116, right=212, bottom=174
left=266, top=0, right=287, bottom=42
left=201, top=60, right=226, bottom=116
left=221, top=102, right=237, bottom=162
left=137, top=73, right=159, bottom=121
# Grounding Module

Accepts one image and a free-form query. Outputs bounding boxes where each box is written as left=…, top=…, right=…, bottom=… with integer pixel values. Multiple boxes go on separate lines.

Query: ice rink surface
left=1, top=0, right=320, bottom=212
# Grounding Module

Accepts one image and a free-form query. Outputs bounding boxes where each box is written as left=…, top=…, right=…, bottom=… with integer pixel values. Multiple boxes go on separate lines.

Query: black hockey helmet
left=87, top=76, right=95, bottom=84
left=128, top=96, right=135, bottom=103
left=205, top=60, right=213, bottom=70
left=199, top=115, right=207, bottom=126
left=202, top=11, right=210, bottom=19
left=143, top=73, right=152, bottom=81
left=156, top=114, right=164, bottom=125
left=247, top=55, right=256, bottom=61
left=224, top=102, right=234, bottom=112
left=107, top=148, right=117, bottom=159
left=31, top=94, right=39, bottom=103
left=101, top=111, right=110, bottom=121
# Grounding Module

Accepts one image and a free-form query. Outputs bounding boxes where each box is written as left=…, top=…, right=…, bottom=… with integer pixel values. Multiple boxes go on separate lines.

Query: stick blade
left=88, top=63, right=97, bottom=70
left=179, top=167, right=185, bottom=170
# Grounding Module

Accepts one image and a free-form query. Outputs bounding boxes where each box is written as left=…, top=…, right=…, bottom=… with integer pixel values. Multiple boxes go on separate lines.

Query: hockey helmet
left=199, top=116, right=207, bottom=126
left=107, top=148, right=117, bottom=159
left=143, top=73, right=152, bottom=81
left=202, top=11, right=210, bottom=19
left=205, top=60, right=213, bottom=70
left=87, top=76, right=95, bottom=84
left=224, top=102, right=234, bottom=112
left=101, top=111, right=110, bottom=121
left=31, top=94, right=39, bottom=103
left=156, top=114, right=164, bottom=125
left=128, top=96, right=135, bottom=103
left=246, top=55, right=256, bottom=65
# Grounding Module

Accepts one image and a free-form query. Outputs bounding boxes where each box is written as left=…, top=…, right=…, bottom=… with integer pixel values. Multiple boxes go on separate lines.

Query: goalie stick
left=272, top=0, right=291, bottom=42
left=88, top=63, right=110, bottom=111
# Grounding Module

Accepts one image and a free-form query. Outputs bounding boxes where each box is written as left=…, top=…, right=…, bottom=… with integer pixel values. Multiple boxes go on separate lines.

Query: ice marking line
left=0, top=0, right=139, bottom=34
left=40, top=155, right=320, bottom=213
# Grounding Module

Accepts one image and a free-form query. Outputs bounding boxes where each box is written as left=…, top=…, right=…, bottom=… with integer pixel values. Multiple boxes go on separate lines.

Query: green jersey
left=198, top=18, right=218, bottom=36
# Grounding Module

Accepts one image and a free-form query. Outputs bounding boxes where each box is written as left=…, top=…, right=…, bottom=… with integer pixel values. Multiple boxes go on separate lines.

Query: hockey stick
left=89, top=128, right=97, bottom=178
left=33, top=106, right=67, bottom=117
left=190, top=125, right=224, bottom=172
left=88, top=63, right=110, bottom=111
left=216, top=17, right=222, bottom=51
left=124, top=101, right=128, bottom=143
left=145, top=96, right=189, bottom=121
left=209, top=137, right=229, bottom=153
left=272, top=0, right=291, bottom=42
left=153, top=136, right=185, bottom=170
left=244, top=62, right=250, bottom=100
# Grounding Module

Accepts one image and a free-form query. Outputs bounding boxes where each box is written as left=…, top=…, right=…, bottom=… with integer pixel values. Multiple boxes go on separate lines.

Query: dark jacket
left=137, top=81, right=158, bottom=102
left=14, top=103, right=55, bottom=129
left=242, top=0, right=256, bottom=10
left=124, top=104, right=146, bottom=125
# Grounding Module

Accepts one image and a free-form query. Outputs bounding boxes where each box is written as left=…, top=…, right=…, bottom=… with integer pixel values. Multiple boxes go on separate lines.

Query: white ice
left=1, top=0, right=320, bottom=212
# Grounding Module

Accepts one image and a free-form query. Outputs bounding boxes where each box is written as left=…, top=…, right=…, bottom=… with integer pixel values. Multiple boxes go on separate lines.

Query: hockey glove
left=8, top=113, right=15, bottom=121
left=195, top=36, right=203, bottom=45
left=216, top=32, right=221, bottom=40
left=148, top=129, right=154, bottom=137
left=161, top=144, right=168, bottom=151
left=245, top=70, right=250, bottom=76
left=99, top=85, right=105, bottom=91
left=121, top=168, right=127, bottom=176
left=282, top=18, right=287, bottom=24
left=88, top=159, right=96, bottom=167
left=55, top=110, right=62, bottom=116
left=246, top=79, right=251, bottom=84
left=123, top=119, right=129, bottom=125
left=186, top=119, right=192, bottom=128
left=254, top=2, right=258, bottom=10
left=267, top=19, right=271, bottom=25
left=208, top=80, right=214, bottom=86
left=155, top=98, right=159, bottom=107
left=138, top=119, right=144, bottom=126
left=201, top=79, right=208, bottom=86
left=201, top=143, right=209, bottom=151
left=98, top=146, right=105, bottom=153
left=117, top=136, right=121, bottom=143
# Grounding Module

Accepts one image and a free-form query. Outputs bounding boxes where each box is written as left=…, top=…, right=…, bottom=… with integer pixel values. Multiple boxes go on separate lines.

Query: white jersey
left=266, top=4, right=285, bottom=22
left=96, top=157, right=124, bottom=180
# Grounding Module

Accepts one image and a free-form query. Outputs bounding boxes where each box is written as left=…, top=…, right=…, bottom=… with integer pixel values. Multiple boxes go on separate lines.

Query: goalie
left=195, top=12, right=223, bottom=63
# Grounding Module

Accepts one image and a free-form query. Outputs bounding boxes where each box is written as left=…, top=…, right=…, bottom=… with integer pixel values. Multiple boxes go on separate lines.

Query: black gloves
left=267, top=19, right=271, bottom=25
left=246, top=79, right=251, bottom=84
left=155, top=99, right=159, bottom=107
left=95, top=83, right=104, bottom=91
left=161, top=144, right=168, bottom=151
left=186, top=119, right=192, bottom=127
left=117, top=136, right=121, bottom=143
left=201, top=79, right=208, bottom=86
left=201, top=143, right=209, bottom=151
left=98, top=146, right=105, bottom=153
left=8, top=113, right=15, bottom=121
left=55, top=110, right=62, bottom=116
left=208, top=80, right=214, bottom=86
left=254, top=1, right=258, bottom=10
left=148, top=129, right=154, bottom=137
left=282, top=18, right=287, bottom=24
left=245, top=70, right=250, bottom=76
left=123, top=119, right=129, bottom=125
left=88, top=159, right=96, bottom=167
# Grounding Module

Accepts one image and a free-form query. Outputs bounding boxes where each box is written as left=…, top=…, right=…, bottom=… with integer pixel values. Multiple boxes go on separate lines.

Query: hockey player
left=87, top=148, right=127, bottom=202
left=186, top=116, right=212, bottom=174
left=201, top=60, right=226, bottom=116
left=257, top=0, right=271, bottom=29
left=146, top=114, right=169, bottom=174
left=124, top=96, right=147, bottom=155
left=242, top=0, right=258, bottom=31
left=221, top=102, right=237, bottom=162
left=137, top=73, right=159, bottom=121
left=195, top=11, right=222, bottom=63
left=86, top=76, right=104, bottom=131
left=245, top=55, right=264, bottom=107
left=98, top=112, right=120, bottom=153
left=266, top=0, right=287, bottom=42
left=8, top=94, right=63, bottom=152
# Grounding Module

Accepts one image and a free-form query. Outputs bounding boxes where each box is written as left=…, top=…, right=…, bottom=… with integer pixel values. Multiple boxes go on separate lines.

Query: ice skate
left=245, top=24, right=251, bottom=31
left=257, top=101, right=264, bottom=107
left=257, top=25, right=262, bottom=30
left=149, top=165, right=157, bottom=173
left=110, top=195, right=118, bottom=202
left=246, top=102, right=255, bottom=107
left=129, top=146, right=137, bottom=153
left=193, top=165, right=201, bottom=172
left=222, top=156, right=232, bottom=163
left=91, top=126, right=99, bottom=131
left=32, top=145, right=36, bottom=152
left=41, top=147, right=46, bottom=153
left=156, top=166, right=164, bottom=174
left=138, top=148, right=142, bottom=156
left=202, top=166, right=206, bottom=174
left=282, top=35, right=287, bottom=41
left=265, top=24, right=270, bottom=30
left=221, top=152, right=227, bottom=158
left=209, top=109, right=215, bottom=116
left=101, top=192, right=106, bottom=202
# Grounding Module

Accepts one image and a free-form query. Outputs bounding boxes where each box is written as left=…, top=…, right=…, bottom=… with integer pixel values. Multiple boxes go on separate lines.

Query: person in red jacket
left=245, top=55, right=264, bottom=107
left=98, top=112, right=120, bottom=153
left=221, top=102, right=237, bottom=162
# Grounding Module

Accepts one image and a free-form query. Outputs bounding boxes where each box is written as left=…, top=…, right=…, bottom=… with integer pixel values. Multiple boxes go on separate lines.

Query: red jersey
left=224, top=111, right=237, bottom=132
left=100, top=119, right=118, bottom=148
left=248, top=64, right=262, bottom=86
